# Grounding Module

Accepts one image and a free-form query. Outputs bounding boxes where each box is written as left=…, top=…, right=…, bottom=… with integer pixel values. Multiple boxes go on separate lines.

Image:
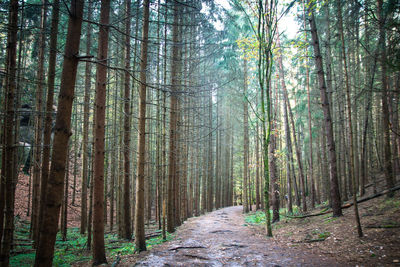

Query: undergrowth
left=10, top=219, right=173, bottom=266
left=245, top=207, right=300, bottom=226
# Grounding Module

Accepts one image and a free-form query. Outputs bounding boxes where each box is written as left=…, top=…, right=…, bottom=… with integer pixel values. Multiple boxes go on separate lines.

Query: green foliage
left=381, top=198, right=400, bottom=210
left=10, top=252, right=36, bottom=267
left=11, top=219, right=173, bottom=266
left=245, top=211, right=266, bottom=225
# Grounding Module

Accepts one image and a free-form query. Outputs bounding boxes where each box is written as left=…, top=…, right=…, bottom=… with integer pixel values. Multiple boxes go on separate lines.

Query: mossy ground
left=11, top=219, right=172, bottom=266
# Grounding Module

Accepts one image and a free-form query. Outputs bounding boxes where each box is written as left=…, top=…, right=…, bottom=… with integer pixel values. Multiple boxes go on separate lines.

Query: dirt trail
left=125, top=206, right=342, bottom=266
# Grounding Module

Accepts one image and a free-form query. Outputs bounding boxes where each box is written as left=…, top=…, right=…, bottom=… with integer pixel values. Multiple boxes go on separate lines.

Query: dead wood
left=169, top=246, right=205, bottom=251
left=365, top=225, right=400, bottom=229
left=281, top=184, right=400, bottom=219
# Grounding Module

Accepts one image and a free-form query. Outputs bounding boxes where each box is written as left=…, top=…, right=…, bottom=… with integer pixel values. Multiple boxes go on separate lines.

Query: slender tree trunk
left=155, top=0, right=162, bottom=229
left=256, top=119, right=261, bottom=210
left=123, top=0, right=132, bottom=240
left=72, top=112, right=78, bottom=206
left=207, top=92, right=213, bottom=212
left=0, top=0, right=18, bottom=264
left=270, top=125, right=279, bottom=223
left=174, top=100, right=181, bottom=226
left=61, top=145, right=70, bottom=241
left=307, top=6, right=342, bottom=217
left=39, top=0, right=60, bottom=241
left=134, top=0, right=150, bottom=252
left=87, top=156, right=94, bottom=250
left=81, top=0, right=93, bottom=235
left=301, top=2, right=316, bottom=208
left=276, top=34, right=301, bottom=210
left=167, top=0, right=182, bottom=233
left=243, top=59, right=249, bottom=213
left=92, top=0, right=111, bottom=264
left=161, top=0, right=168, bottom=241
left=34, top=0, right=84, bottom=265
left=31, top=0, right=47, bottom=244
left=377, top=0, right=395, bottom=197
left=337, top=0, right=363, bottom=236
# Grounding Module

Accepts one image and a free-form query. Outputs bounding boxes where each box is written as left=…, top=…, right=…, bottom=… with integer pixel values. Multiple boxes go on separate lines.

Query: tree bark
left=123, top=0, right=132, bottom=240
left=81, top=0, right=93, bottom=235
left=167, top=0, right=182, bottom=233
left=92, top=0, right=111, bottom=264
left=34, top=0, right=84, bottom=265
left=0, top=0, right=18, bottom=264
left=337, top=0, right=363, bottom=236
left=377, top=0, right=395, bottom=197
left=39, top=0, right=60, bottom=242
left=243, top=59, right=249, bottom=214
left=307, top=4, right=342, bottom=217
left=31, top=0, right=47, bottom=244
left=135, top=0, right=150, bottom=252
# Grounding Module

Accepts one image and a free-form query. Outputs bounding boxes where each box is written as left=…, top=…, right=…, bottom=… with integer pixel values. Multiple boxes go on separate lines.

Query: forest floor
left=266, top=190, right=400, bottom=267
left=13, top=170, right=400, bottom=266
left=120, top=206, right=341, bottom=266
left=120, top=193, right=400, bottom=267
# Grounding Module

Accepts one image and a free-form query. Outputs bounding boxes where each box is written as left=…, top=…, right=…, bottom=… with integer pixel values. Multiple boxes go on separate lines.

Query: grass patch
left=11, top=219, right=173, bottom=266
left=381, top=198, right=400, bottom=210
left=245, top=211, right=266, bottom=225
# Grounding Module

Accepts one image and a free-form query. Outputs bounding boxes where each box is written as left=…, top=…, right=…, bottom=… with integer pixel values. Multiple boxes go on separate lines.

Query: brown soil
left=121, top=206, right=341, bottom=266
left=267, top=191, right=400, bottom=267
left=14, top=168, right=83, bottom=228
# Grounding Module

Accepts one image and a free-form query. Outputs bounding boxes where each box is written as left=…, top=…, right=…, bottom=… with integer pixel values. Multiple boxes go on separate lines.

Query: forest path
left=126, top=206, right=342, bottom=266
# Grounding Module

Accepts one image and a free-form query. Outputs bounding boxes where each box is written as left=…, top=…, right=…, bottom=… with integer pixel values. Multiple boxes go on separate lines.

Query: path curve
left=129, top=206, right=341, bottom=266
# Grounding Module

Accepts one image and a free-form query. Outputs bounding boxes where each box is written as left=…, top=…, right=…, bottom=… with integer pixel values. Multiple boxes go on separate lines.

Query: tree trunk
left=207, top=92, right=213, bottom=213
left=277, top=34, right=307, bottom=213
left=39, top=0, right=60, bottom=242
left=31, top=0, right=47, bottom=244
left=0, top=0, right=18, bottom=264
left=167, top=0, right=182, bottom=233
left=134, top=0, right=150, bottom=252
left=301, top=2, right=316, bottom=208
left=337, top=0, right=363, bottom=236
left=81, top=0, right=93, bottom=235
left=243, top=59, right=249, bottom=214
left=270, top=126, right=280, bottom=223
left=123, top=0, right=132, bottom=240
left=256, top=117, right=261, bottom=210
left=34, top=0, right=84, bottom=265
left=307, top=5, right=342, bottom=217
left=61, top=145, right=70, bottom=241
left=92, top=0, right=111, bottom=264
left=377, top=0, right=395, bottom=197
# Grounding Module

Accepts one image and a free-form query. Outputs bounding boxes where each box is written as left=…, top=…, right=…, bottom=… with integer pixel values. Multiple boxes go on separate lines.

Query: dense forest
left=0, top=0, right=399, bottom=266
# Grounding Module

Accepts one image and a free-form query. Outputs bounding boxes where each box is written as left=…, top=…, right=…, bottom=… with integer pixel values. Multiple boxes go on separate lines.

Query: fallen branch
left=280, top=208, right=330, bottom=219
left=304, top=238, right=326, bottom=243
left=281, top=184, right=400, bottom=219
left=342, top=184, right=400, bottom=208
left=145, top=232, right=161, bottom=239
left=169, top=246, right=205, bottom=251
left=365, top=225, right=400, bottom=229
